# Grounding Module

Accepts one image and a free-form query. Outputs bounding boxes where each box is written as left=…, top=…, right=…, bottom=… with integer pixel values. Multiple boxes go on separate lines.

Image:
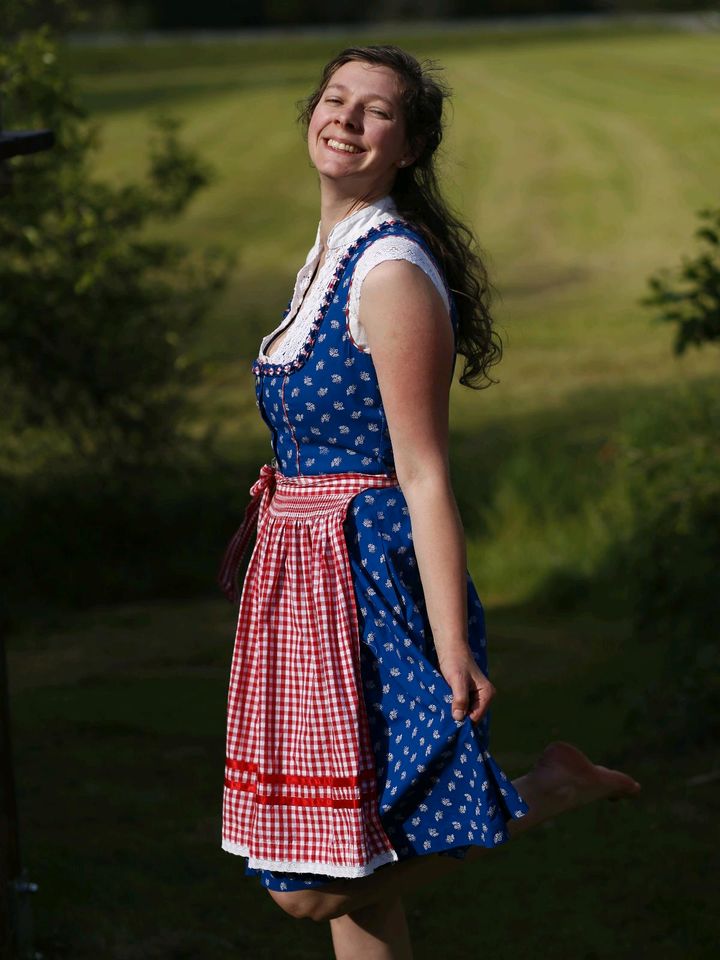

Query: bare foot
left=530, top=741, right=641, bottom=814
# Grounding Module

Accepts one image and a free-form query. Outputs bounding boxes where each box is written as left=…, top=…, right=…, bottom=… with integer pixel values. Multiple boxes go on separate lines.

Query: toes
left=596, top=764, right=642, bottom=800
left=538, top=741, right=641, bottom=803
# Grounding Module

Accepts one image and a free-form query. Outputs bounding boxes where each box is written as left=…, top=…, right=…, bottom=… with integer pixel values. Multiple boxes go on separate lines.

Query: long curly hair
left=297, top=44, right=502, bottom=389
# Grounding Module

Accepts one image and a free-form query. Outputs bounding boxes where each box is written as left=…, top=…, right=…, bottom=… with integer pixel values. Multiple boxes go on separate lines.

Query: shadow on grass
left=1, top=375, right=706, bottom=632
left=8, top=586, right=718, bottom=959
left=450, top=377, right=660, bottom=538
left=63, top=23, right=682, bottom=79
left=6, top=368, right=719, bottom=957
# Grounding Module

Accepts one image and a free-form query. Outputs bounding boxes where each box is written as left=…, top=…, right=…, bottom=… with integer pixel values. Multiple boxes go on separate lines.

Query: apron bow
left=218, top=462, right=277, bottom=604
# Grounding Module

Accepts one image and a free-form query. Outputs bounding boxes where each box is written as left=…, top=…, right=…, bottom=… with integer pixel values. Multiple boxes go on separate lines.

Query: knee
left=267, top=889, right=341, bottom=922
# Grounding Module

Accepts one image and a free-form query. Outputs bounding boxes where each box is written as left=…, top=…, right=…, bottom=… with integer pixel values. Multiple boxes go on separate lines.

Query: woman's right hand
left=437, top=646, right=496, bottom=724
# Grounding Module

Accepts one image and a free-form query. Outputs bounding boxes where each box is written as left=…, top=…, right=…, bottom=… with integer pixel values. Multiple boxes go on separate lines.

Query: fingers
left=451, top=690, right=468, bottom=722
left=447, top=669, right=470, bottom=721
left=449, top=673, right=495, bottom=723
left=467, top=680, right=495, bottom=724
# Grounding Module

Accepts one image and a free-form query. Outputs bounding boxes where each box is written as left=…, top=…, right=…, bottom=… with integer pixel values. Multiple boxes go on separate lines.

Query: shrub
left=616, top=382, right=720, bottom=747
left=0, top=18, right=234, bottom=468
left=642, top=206, right=720, bottom=356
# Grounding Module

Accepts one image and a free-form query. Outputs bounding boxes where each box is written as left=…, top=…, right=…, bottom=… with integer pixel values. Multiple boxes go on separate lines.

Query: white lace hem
left=221, top=838, right=399, bottom=877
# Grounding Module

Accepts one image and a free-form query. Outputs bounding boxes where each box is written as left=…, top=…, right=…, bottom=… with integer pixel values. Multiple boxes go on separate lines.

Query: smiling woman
left=217, top=44, right=641, bottom=960
left=309, top=63, right=409, bottom=176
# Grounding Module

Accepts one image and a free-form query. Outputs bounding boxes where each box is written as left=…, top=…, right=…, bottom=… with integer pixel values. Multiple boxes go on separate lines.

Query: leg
left=330, top=897, right=413, bottom=960
left=503, top=740, right=642, bottom=838
left=270, top=740, right=641, bottom=922
left=271, top=842, right=466, bottom=923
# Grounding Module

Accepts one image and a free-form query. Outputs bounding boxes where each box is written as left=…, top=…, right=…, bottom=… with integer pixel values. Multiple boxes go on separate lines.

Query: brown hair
left=297, top=44, right=502, bottom=389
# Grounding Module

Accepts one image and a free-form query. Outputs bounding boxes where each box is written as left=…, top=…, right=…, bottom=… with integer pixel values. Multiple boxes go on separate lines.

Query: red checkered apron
left=219, top=463, right=400, bottom=877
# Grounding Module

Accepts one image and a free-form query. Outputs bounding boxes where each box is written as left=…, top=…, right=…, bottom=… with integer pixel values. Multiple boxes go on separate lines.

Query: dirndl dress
left=220, top=218, right=529, bottom=892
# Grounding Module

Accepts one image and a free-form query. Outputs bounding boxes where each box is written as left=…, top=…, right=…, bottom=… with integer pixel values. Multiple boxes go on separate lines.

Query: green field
left=63, top=24, right=719, bottom=604
left=8, top=24, right=720, bottom=959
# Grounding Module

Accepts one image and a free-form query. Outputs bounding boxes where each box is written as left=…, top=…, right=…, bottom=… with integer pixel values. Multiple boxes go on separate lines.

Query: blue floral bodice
left=253, top=219, right=458, bottom=477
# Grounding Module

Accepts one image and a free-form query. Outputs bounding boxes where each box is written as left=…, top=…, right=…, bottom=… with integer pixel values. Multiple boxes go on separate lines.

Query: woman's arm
left=359, top=259, right=495, bottom=724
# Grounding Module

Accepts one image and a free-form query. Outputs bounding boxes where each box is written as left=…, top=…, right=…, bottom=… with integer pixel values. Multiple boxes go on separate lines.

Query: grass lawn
left=6, top=22, right=719, bottom=958
left=61, top=23, right=719, bottom=604
left=8, top=595, right=719, bottom=959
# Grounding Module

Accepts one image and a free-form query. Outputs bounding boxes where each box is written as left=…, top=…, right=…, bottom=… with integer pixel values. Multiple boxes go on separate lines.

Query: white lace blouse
left=258, top=196, right=450, bottom=363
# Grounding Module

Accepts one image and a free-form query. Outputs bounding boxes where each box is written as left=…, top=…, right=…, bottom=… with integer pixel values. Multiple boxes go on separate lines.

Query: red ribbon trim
left=225, top=757, right=376, bottom=788
left=223, top=778, right=364, bottom=807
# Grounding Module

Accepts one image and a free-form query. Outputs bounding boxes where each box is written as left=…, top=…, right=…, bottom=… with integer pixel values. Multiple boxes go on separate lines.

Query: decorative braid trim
left=252, top=219, right=404, bottom=378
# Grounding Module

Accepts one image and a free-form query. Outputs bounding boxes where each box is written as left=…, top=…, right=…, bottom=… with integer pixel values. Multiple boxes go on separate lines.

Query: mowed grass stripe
left=77, top=30, right=718, bottom=363
left=70, top=29, right=719, bottom=601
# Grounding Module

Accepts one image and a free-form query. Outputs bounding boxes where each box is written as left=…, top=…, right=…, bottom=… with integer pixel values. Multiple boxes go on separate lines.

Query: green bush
left=0, top=12, right=245, bottom=629
left=0, top=20, right=234, bottom=468
left=615, top=381, right=720, bottom=747
left=642, top=206, right=720, bottom=356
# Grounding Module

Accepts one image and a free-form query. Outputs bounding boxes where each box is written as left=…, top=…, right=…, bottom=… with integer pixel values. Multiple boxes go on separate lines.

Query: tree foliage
left=642, top=206, right=720, bottom=356
left=634, top=205, right=720, bottom=745
left=0, top=18, right=235, bottom=466
left=615, top=382, right=720, bottom=747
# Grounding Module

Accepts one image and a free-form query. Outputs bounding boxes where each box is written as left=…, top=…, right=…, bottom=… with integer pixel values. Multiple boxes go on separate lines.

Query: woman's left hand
left=437, top=647, right=496, bottom=724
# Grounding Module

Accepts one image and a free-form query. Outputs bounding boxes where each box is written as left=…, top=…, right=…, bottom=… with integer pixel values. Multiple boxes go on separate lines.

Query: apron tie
left=218, top=462, right=277, bottom=604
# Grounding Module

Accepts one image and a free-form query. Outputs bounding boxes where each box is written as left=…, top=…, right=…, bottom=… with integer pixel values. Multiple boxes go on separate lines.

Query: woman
left=219, top=45, right=640, bottom=959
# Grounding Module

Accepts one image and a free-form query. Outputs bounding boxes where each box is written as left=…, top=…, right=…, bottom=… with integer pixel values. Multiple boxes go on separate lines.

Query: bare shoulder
left=359, top=258, right=451, bottom=346
left=357, top=259, right=453, bottom=479
left=358, top=259, right=454, bottom=403
left=360, top=257, right=444, bottom=303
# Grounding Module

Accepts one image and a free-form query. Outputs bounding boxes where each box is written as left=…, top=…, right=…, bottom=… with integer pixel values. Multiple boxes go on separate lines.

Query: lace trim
left=258, top=205, right=399, bottom=367
left=252, top=220, right=402, bottom=377
left=258, top=275, right=323, bottom=367
left=259, top=233, right=450, bottom=367
left=221, top=839, right=399, bottom=878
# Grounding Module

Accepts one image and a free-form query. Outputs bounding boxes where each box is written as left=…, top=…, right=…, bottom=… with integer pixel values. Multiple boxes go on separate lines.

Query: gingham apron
left=218, top=463, right=400, bottom=877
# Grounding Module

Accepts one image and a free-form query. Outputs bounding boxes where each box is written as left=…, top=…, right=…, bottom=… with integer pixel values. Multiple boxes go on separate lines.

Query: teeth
left=327, top=138, right=361, bottom=154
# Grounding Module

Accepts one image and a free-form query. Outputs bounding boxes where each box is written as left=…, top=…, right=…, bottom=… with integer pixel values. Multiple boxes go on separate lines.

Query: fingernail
left=452, top=710, right=464, bottom=721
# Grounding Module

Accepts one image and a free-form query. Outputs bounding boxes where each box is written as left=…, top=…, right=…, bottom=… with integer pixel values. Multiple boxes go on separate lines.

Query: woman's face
left=307, top=60, right=412, bottom=196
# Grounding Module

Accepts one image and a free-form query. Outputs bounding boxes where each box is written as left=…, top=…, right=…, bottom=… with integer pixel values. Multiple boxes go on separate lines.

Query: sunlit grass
left=62, top=26, right=720, bottom=609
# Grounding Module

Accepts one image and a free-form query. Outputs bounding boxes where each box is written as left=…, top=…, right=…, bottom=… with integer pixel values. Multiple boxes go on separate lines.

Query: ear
left=396, top=148, right=418, bottom=169
left=397, top=134, right=424, bottom=169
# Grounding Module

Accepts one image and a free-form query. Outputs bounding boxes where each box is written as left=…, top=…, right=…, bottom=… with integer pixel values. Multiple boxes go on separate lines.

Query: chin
left=316, top=162, right=362, bottom=180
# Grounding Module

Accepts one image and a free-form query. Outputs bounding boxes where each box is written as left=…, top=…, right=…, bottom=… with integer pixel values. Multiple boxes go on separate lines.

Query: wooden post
left=0, top=620, right=26, bottom=960
left=0, top=94, right=54, bottom=960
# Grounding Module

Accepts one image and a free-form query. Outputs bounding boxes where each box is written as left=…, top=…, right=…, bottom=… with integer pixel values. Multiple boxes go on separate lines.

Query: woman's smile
left=324, top=136, right=365, bottom=155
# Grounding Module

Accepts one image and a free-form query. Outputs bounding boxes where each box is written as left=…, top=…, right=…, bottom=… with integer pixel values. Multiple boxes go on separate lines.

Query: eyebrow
left=324, top=83, right=395, bottom=108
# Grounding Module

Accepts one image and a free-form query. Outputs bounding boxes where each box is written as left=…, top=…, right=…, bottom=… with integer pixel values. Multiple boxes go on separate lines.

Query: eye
left=369, top=108, right=390, bottom=118
left=325, top=97, right=341, bottom=104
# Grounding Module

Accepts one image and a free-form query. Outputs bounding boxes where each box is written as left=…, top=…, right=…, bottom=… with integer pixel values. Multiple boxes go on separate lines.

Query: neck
left=317, top=178, right=394, bottom=250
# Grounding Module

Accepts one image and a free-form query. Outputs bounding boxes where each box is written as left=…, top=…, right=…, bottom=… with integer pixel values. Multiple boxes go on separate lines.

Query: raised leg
left=269, top=740, right=641, bottom=923
left=503, top=740, right=642, bottom=838
left=329, top=897, right=413, bottom=960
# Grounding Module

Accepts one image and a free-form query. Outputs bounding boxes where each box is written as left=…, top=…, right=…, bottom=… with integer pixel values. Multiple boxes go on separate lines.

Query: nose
left=335, top=102, right=362, bottom=131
